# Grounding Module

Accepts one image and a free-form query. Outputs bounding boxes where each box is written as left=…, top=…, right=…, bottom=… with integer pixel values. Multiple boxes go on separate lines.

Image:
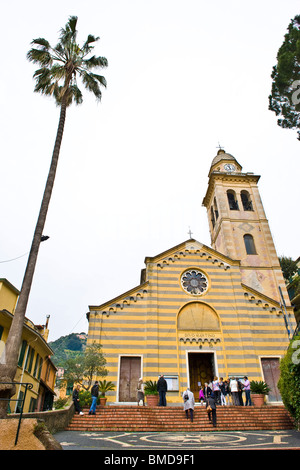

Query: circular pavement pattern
left=139, top=432, right=247, bottom=447
left=55, top=430, right=300, bottom=451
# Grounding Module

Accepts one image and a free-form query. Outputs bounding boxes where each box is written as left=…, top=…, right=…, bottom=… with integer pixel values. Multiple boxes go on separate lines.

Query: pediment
left=144, top=238, right=240, bottom=270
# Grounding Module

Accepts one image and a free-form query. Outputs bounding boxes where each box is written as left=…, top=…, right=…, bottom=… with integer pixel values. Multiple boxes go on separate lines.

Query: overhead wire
left=0, top=252, right=29, bottom=263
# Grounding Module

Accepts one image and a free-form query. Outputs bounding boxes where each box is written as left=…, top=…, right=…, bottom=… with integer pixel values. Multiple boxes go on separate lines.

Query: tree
left=61, top=343, right=108, bottom=391
left=0, top=16, right=108, bottom=417
left=279, top=256, right=298, bottom=281
left=66, top=336, right=83, bottom=351
left=268, top=15, right=300, bottom=140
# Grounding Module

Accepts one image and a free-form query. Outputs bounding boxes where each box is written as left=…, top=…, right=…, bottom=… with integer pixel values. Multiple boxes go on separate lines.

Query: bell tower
left=202, top=149, right=288, bottom=303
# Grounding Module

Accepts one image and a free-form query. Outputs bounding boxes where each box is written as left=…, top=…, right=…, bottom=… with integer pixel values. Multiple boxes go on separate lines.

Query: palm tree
left=0, top=16, right=108, bottom=417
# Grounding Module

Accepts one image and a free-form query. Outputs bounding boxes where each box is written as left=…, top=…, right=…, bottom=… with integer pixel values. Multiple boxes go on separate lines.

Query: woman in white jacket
left=182, top=388, right=195, bottom=422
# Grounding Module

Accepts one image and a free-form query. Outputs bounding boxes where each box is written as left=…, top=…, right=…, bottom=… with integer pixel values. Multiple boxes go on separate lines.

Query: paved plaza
left=55, top=429, right=300, bottom=451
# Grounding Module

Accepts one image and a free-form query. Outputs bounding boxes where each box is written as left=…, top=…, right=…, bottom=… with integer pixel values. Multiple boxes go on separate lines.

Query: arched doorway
left=188, top=351, right=216, bottom=392
left=177, top=302, right=221, bottom=398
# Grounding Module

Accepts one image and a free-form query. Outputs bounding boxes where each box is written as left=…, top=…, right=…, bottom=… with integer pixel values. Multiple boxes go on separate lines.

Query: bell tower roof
left=211, top=149, right=238, bottom=166
left=209, top=148, right=242, bottom=176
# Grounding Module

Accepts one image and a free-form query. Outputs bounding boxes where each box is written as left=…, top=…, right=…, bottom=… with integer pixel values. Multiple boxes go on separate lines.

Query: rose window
left=181, top=270, right=208, bottom=295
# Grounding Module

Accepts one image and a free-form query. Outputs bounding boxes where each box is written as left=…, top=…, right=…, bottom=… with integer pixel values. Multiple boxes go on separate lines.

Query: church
left=86, top=149, right=296, bottom=404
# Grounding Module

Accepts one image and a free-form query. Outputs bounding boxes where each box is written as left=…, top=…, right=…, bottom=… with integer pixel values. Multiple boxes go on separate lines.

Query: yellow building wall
left=0, top=279, right=19, bottom=314
left=87, top=240, right=295, bottom=404
left=5, top=325, right=55, bottom=413
left=0, top=280, right=55, bottom=413
left=203, top=169, right=288, bottom=304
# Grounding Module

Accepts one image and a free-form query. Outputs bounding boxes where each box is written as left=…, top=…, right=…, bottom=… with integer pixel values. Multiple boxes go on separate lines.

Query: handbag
left=206, top=405, right=212, bottom=412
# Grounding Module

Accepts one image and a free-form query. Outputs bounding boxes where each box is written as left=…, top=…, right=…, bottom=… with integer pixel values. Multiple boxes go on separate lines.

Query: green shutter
left=28, top=348, right=35, bottom=374
left=33, top=353, right=40, bottom=377
left=18, top=340, right=27, bottom=367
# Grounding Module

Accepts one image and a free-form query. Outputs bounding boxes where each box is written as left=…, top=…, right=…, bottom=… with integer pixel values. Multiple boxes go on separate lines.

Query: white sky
left=0, top=0, right=299, bottom=342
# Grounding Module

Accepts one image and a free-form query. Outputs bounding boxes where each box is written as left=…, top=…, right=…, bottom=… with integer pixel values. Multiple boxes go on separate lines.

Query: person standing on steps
left=237, top=378, right=244, bottom=406
left=206, top=392, right=217, bottom=427
left=183, top=388, right=195, bottom=423
left=199, top=386, right=205, bottom=405
left=230, top=377, right=239, bottom=406
left=137, top=377, right=145, bottom=406
left=243, top=376, right=252, bottom=406
left=223, top=379, right=230, bottom=405
left=212, top=377, right=221, bottom=404
left=219, top=377, right=226, bottom=406
left=89, top=381, right=99, bottom=415
left=72, top=384, right=84, bottom=415
left=157, top=374, right=168, bottom=406
left=203, top=382, right=212, bottom=401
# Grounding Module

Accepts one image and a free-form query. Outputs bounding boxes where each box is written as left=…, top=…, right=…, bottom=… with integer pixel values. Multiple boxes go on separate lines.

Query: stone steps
left=66, top=405, right=294, bottom=432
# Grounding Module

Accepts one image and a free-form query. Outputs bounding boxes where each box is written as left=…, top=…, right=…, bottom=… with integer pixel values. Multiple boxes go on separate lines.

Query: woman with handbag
left=206, top=392, right=217, bottom=427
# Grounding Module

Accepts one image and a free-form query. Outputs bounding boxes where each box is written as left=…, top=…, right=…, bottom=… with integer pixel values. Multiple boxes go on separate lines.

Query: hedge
left=278, top=333, right=300, bottom=429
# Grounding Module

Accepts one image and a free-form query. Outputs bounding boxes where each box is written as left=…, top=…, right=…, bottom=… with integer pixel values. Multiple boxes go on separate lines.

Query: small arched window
left=214, top=197, right=219, bottom=220
left=241, top=191, right=253, bottom=211
left=244, top=234, right=257, bottom=254
left=227, top=190, right=239, bottom=210
left=211, top=206, right=215, bottom=228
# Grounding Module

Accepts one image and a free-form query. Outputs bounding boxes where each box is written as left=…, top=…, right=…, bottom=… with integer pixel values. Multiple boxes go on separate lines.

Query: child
left=199, top=386, right=205, bottom=405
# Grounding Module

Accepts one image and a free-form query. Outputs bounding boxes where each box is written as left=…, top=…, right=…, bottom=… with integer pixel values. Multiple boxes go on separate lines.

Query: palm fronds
left=27, top=15, right=108, bottom=107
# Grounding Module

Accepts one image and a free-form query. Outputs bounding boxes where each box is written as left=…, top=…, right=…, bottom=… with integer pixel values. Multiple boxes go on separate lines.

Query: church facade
left=86, top=150, right=296, bottom=404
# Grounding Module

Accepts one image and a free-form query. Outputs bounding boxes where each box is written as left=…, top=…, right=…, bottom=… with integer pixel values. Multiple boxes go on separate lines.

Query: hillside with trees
left=49, top=332, right=87, bottom=367
left=50, top=336, right=108, bottom=394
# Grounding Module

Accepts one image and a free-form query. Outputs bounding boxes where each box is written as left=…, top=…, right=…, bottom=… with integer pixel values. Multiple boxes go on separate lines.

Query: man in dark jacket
left=206, top=393, right=217, bottom=427
left=89, top=381, right=99, bottom=415
left=72, top=384, right=84, bottom=415
left=157, top=375, right=168, bottom=406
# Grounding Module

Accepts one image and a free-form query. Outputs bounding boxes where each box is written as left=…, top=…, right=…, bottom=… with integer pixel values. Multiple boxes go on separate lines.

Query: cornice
left=0, top=309, right=54, bottom=355
left=202, top=172, right=261, bottom=207
left=88, top=281, right=149, bottom=315
left=144, top=238, right=240, bottom=267
left=242, top=283, right=293, bottom=312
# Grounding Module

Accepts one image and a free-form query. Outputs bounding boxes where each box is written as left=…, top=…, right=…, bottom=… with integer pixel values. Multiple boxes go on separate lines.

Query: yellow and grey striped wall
left=87, top=240, right=295, bottom=404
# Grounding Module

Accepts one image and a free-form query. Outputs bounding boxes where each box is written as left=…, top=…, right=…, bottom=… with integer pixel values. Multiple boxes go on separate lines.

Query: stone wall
left=7, top=402, right=74, bottom=434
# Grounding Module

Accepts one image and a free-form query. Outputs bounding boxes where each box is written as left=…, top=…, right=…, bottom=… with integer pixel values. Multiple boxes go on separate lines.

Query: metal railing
left=0, top=382, right=33, bottom=446
left=292, top=321, right=300, bottom=339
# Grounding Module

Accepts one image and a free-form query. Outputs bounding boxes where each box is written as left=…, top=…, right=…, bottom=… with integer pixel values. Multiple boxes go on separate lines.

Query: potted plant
left=98, top=380, right=115, bottom=406
left=144, top=380, right=159, bottom=407
left=250, top=380, right=271, bottom=406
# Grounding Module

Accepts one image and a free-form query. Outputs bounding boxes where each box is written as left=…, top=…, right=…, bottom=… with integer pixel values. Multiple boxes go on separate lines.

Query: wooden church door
left=261, top=357, right=281, bottom=402
left=119, top=356, right=141, bottom=402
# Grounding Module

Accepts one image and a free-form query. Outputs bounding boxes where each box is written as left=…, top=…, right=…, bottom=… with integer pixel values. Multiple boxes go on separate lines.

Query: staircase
left=66, top=405, right=294, bottom=432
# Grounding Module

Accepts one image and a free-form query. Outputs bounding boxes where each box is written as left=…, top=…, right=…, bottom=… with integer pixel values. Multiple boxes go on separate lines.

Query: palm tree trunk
left=0, top=99, right=67, bottom=417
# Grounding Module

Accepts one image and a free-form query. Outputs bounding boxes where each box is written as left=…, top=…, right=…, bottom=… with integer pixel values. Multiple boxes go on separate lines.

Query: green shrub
left=53, top=397, right=69, bottom=410
left=278, top=334, right=300, bottom=429
left=250, top=380, right=271, bottom=395
left=144, top=380, right=158, bottom=395
left=98, top=380, right=116, bottom=397
left=78, top=389, right=99, bottom=408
